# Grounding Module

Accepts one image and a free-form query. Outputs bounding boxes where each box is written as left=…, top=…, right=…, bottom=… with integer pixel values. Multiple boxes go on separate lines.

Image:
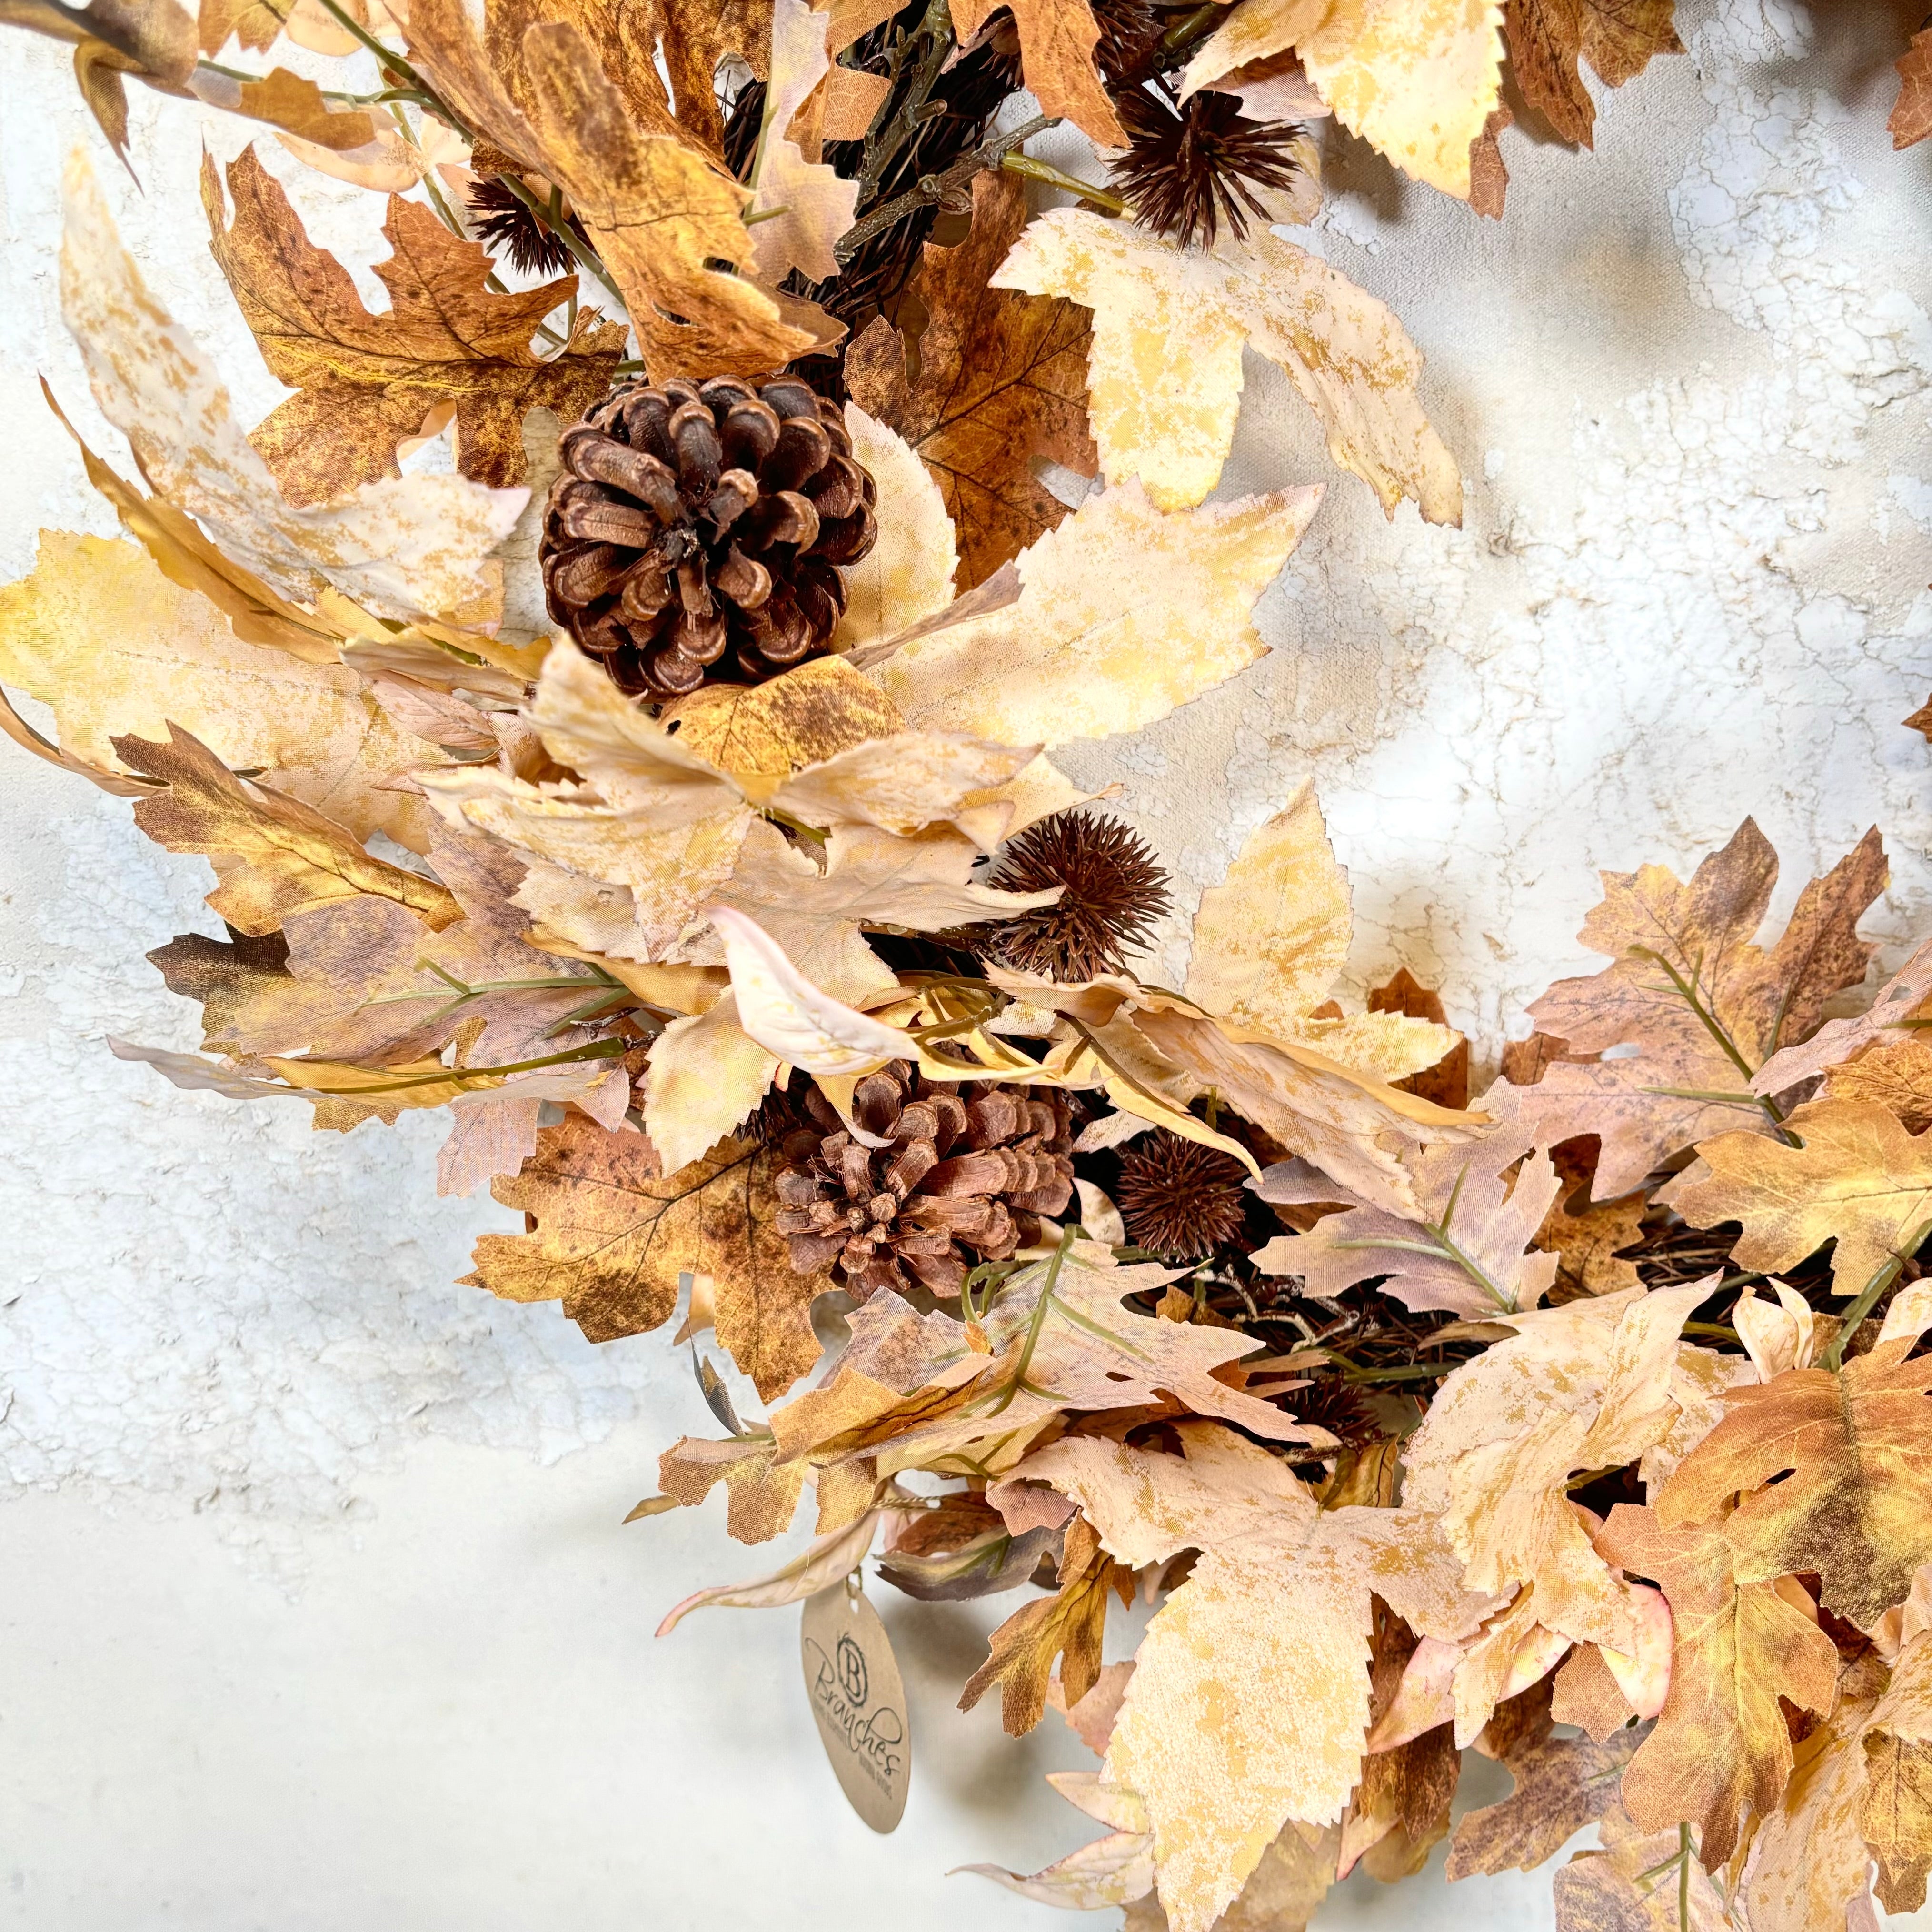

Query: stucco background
left=3, top=0, right=1932, bottom=1924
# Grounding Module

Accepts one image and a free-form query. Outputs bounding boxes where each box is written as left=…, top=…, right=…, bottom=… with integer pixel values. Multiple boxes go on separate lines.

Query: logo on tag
left=800, top=1580, right=911, bottom=1833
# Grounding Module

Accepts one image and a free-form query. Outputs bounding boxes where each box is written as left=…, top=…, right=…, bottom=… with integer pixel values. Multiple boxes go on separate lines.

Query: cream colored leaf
left=59, top=151, right=521, bottom=626
left=709, top=904, right=909, bottom=1074
left=862, top=480, right=1320, bottom=747
left=1181, top=0, right=1504, bottom=199
left=654, top=1509, right=880, bottom=1634
left=643, top=995, right=779, bottom=1174
left=832, top=402, right=959, bottom=650
left=956, top=1832, right=1155, bottom=1909
left=994, top=211, right=1461, bottom=522
left=747, top=0, right=859, bottom=285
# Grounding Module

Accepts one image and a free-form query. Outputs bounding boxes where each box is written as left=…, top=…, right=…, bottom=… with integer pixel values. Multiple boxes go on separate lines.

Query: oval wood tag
left=800, top=1579, right=911, bottom=1832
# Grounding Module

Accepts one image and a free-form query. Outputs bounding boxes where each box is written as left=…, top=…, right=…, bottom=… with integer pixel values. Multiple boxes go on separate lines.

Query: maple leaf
left=1823, top=1036, right=1932, bottom=1134
left=1445, top=1707, right=1639, bottom=1877
left=1468, top=103, right=1512, bottom=218
left=1181, top=0, right=1506, bottom=199
left=1504, top=0, right=1681, bottom=149
left=201, top=149, right=620, bottom=507
left=642, top=996, right=780, bottom=1175
left=656, top=1435, right=805, bottom=1544
left=1595, top=1503, right=1840, bottom=1865
left=1251, top=1138, right=1563, bottom=1317
left=1401, top=1284, right=1709, bottom=1657
left=993, top=210, right=1463, bottom=524
left=846, top=172, right=1095, bottom=589
left=1663, top=1098, right=1932, bottom=1304
left=0, top=531, right=438, bottom=850
left=1893, top=28, right=1932, bottom=149
left=466, top=1118, right=818, bottom=1398
left=60, top=153, right=522, bottom=627
left=1756, top=930, right=1932, bottom=1098
left=960, top=1515, right=1130, bottom=1735
left=1184, top=784, right=1460, bottom=1082
left=1004, top=1424, right=1495, bottom=1932
left=745, top=0, right=857, bottom=287
left=1654, top=1334, right=1932, bottom=1627
left=1862, top=1633, right=1932, bottom=1911
left=1531, top=1147, right=1647, bottom=1297
left=1495, top=819, right=1887, bottom=1196
left=857, top=479, right=1321, bottom=750
left=117, top=724, right=460, bottom=936
left=950, top=0, right=1122, bottom=146
left=1552, top=1799, right=1741, bottom=1932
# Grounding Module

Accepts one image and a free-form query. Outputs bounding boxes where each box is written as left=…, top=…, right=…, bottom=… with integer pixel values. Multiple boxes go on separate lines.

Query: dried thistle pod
left=539, top=373, right=878, bottom=702
left=980, top=809, right=1174, bottom=982
left=1114, top=1129, right=1251, bottom=1259
left=773, top=1065, right=1075, bottom=1299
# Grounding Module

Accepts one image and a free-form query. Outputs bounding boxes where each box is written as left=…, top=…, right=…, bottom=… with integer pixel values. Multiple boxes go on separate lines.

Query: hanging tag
left=799, top=1573, right=911, bottom=1832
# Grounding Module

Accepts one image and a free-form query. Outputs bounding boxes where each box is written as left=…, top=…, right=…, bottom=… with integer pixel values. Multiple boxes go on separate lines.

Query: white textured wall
left=2, top=1, right=1930, bottom=1925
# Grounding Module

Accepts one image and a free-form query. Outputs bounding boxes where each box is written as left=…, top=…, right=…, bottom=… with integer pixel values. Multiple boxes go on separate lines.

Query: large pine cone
left=774, top=1067, right=1075, bottom=1299
left=540, top=374, right=878, bottom=702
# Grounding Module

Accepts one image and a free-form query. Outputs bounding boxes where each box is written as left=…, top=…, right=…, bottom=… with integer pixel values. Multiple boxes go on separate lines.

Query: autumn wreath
left=6, top=2, right=1932, bottom=1928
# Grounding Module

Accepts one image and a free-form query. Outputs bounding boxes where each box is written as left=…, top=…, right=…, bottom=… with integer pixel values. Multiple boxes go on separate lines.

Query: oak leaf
left=1503, top=0, right=1680, bottom=149
left=1654, top=1334, right=1932, bottom=1627
left=1756, top=931, right=1932, bottom=1100
left=1862, top=1632, right=1932, bottom=1911
left=858, top=479, right=1321, bottom=749
left=1181, top=0, right=1506, bottom=199
left=994, top=210, right=1462, bottom=523
left=745, top=0, right=857, bottom=286
left=202, top=148, right=621, bottom=506
left=0, top=531, right=436, bottom=849
left=1532, top=1151, right=1647, bottom=1296
left=117, top=724, right=459, bottom=936
left=466, top=1117, right=817, bottom=1397
left=846, top=171, right=1095, bottom=589
left=60, top=153, right=522, bottom=626
left=1824, top=1036, right=1932, bottom=1134
left=1595, top=1502, right=1839, bottom=1865
left=1496, top=820, right=1887, bottom=1195
left=1663, top=1098, right=1932, bottom=1303
left=950, top=0, right=1122, bottom=145
left=1893, top=28, right=1932, bottom=149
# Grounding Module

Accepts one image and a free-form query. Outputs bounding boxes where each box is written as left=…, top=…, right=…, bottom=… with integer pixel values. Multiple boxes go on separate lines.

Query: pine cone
left=774, top=1066, right=1075, bottom=1299
left=540, top=374, right=878, bottom=702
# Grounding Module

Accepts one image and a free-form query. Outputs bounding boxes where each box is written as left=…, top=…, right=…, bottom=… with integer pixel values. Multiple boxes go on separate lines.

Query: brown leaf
left=1468, top=104, right=1511, bottom=218
left=960, top=1515, right=1127, bottom=1736
left=117, top=723, right=459, bottom=936
left=1552, top=1800, right=1739, bottom=1932
left=1654, top=1335, right=1932, bottom=1627
left=1504, top=0, right=1681, bottom=149
left=1533, top=1146, right=1647, bottom=1296
left=203, top=148, right=621, bottom=505
left=467, top=1119, right=817, bottom=1396
left=1893, top=28, right=1932, bottom=149
left=1823, top=1036, right=1932, bottom=1134
left=846, top=171, right=1095, bottom=590
left=1344, top=1605, right=1461, bottom=1881
left=1447, top=1718, right=1638, bottom=1877
left=1550, top=1640, right=1637, bottom=1740
left=949, top=0, right=1122, bottom=146
left=657, top=1435, right=805, bottom=1544
left=1863, top=1633, right=1932, bottom=1912
left=1595, top=1502, right=1841, bottom=1864
left=1371, top=967, right=1471, bottom=1107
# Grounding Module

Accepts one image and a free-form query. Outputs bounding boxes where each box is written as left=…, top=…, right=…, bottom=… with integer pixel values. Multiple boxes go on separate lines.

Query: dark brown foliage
left=980, top=810, right=1172, bottom=982
left=540, top=374, right=878, bottom=701
left=1114, top=1130, right=1250, bottom=1259
left=1109, top=87, right=1308, bottom=249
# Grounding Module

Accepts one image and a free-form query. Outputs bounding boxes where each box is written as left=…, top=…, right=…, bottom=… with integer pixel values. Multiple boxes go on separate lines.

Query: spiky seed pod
left=1091, top=0, right=1166, bottom=84
left=773, top=1065, right=1075, bottom=1299
left=463, top=176, right=586, bottom=279
left=539, top=374, right=878, bottom=702
left=1290, top=1374, right=1380, bottom=1450
left=980, top=810, right=1173, bottom=983
left=1109, top=87, right=1308, bottom=249
left=1113, top=1130, right=1250, bottom=1259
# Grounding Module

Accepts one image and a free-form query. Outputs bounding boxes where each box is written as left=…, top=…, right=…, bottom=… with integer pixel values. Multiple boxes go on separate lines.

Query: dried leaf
left=655, top=1508, right=878, bottom=1633
left=60, top=151, right=522, bottom=626
left=831, top=404, right=958, bottom=652
left=1504, top=0, right=1681, bottom=149
left=956, top=1825, right=1155, bottom=1909
left=1468, top=103, right=1511, bottom=217
left=663, top=654, right=906, bottom=777
left=949, top=0, right=1122, bottom=147
left=1756, top=931, right=1932, bottom=1099
left=1655, top=1335, right=1932, bottom=1627
left=1824, top=1036, right=1932, bottom=1133
left=643, top=996, right=779, bottom=1175
left=1662, top=1098, right=1932, bottom=1302
left=1892, top=27, right=1932, bottom=149
left=657, top=1435, right=806, bottom=1544
left=1595, top=1503, right=1842, bottom=1864
left=861, top=480, right=1320, bottom=749
left=1372, top=967, right=1472, bottom=1107
left=202, top=148, right=621, bottom=505
left=1182, top=0, right=1506, bottom=199
left=846, top=171, right=1095, bottom=589
left=1862, top=1633, right=1932, bottom=1911
left=1533, top=1160, right=1647, bottom=1297
left=117, top=724, right=459, bottom=935
left=1552, top=1799, right=1740, bottom=1932
left=994, top=210, right=1462, bottom=523
left=707, top=903, right=908, bottom=1074
left=746, top=0, right=858, bottom=285
left=1446, top=1721, right=1639, bottom=1877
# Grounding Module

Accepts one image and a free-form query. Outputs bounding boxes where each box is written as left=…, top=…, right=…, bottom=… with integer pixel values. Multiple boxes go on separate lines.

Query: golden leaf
left=662, top=653, right=905, bottom=777
left=59, top=152, right=522, bottom=626
left=642, top=997, right=779, bottom=1175
left=1663, top=1098, right=1932, bottom=1303
left=467, top=1119, right=816, bottom=1394
left=1862, top=1633, right=1932, bottom=1911
left=949, top=0, right=1122, bottom=145
left=202, top=148, right=622, bottom=504
left=656, top=1509, right=881, bottom=1633
left=1185, top=782, right=1460, bottom=1080
left=1895, top=28, right=1932, bottom=149
left=846, top=172, right=1095, bottom=589
left=1503, top=0, right=1680, bottom=148
left=830, top=404, right=959, bottom=653
left=1597, top=1504, right=1841, bottom=1866
left=1824, top=1036, right=1932, bottom=1133
left=860, top=479, right=1320, bottom=748
left=994, top=210, right=1462, bottom=523
left=118, top=724, right=459, bottom=936
left=1402, top=1284, right=1709, bottom=1655
left=1654, top=1336, right=1932, bottom=1627
left=185, top=63, right=380, bottom=151
left=1495, top=820, right=1887, bottom=1196
left=5, top=0, right=196, bottom=166
left=1182, top=0, right=1505, bottom=198
left=0, top=531, right=436, bottom=849
left=657, top=1435, right=806, bottom=1544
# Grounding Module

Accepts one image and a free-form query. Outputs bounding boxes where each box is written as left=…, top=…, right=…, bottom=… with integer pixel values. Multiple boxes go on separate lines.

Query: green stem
left=1679, top=1823, right=1692, bottom=1932
left=491, top=171, right=626, bottom=308
left=282, top=1035, right=625, bottom=1098
left=984, top=1226, right=1077, bottom=1417
left=999, top=152, right=1126, bottom=215
left=1821, top=1223, right=1929, bottom=1370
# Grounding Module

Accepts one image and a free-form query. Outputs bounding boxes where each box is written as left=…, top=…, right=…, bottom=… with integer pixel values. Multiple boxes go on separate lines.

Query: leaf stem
left=279, top=1035, right=626, bottom=1098
left=984, top=1225, right=1077, bottom=1417
left=999, top=152, right=1126, bottom=215
left=1820, top=1220, right=1930, bottom=1369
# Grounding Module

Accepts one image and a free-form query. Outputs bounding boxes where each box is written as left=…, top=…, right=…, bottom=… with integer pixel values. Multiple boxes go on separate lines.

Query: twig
left=1000, top=152, right=1127, bottom=215
left=835, top=111, right=1057, bottom=265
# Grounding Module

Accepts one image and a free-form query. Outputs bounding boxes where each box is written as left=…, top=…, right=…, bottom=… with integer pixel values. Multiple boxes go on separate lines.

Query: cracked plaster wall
left=2, top=0, right=1931, bottom=1924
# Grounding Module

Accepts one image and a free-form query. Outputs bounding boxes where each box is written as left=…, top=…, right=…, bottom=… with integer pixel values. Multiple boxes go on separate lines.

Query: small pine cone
left=773, top=1066, right=1075, bottom=1299
left=540, top=373, right=878, bottom=702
